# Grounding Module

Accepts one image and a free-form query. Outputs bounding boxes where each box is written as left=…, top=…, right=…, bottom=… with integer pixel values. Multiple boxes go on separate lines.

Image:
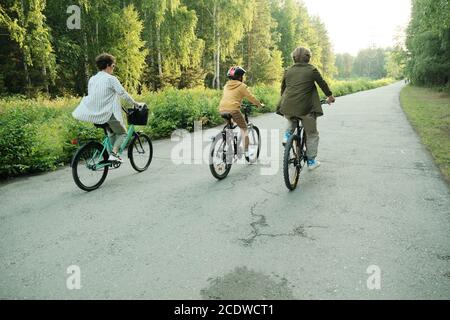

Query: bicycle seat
left=94, top=123, right=111, bottom=134
left=221, top=113, right=232, bottom=120
left=94, top=123, right=110, bottom=129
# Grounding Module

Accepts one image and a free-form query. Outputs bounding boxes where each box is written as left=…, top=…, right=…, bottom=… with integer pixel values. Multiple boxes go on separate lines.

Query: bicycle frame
left=293, top=120, right=307, bottom=163
left=91, top=124, right=137, bottom=170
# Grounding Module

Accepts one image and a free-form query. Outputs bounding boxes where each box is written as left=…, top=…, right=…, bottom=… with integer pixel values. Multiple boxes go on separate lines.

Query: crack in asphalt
left=239, top=199, right=327, bottom=246
left=261, top=188, right=280, bottom=197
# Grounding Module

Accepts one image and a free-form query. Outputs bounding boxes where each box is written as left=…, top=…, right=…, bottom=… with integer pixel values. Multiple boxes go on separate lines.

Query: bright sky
left=302, top=0, right=412, bottom=55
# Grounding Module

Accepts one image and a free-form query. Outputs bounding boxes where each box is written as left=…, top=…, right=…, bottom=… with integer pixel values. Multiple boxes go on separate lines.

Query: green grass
left=400, top=85, right=450, bottom=181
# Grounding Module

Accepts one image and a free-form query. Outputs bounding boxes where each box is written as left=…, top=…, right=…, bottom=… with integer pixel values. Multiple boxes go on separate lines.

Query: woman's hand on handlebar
left=134, top=102, right=146, bottom=108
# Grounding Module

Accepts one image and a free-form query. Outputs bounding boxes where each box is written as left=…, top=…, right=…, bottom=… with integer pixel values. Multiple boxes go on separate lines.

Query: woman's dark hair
left=95, top=53, right=116, bottom=70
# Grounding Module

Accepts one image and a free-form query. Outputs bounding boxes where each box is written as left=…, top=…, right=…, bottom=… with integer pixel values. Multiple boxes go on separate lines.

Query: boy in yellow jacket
left=219, top=66, right=263, bottom=159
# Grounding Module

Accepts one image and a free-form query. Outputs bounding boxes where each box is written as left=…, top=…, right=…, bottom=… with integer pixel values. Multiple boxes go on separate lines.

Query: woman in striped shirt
left=72, top=53, right=144, bottom=162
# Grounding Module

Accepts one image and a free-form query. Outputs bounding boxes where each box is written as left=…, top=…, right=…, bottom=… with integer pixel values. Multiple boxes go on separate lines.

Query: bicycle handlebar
left=122, top=103, right=147, bottom=115
left=276, top=99, right=331, bottom=117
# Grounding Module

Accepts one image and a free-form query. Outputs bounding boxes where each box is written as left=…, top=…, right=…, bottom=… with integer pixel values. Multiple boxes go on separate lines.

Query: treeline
left=334, top=47, right=403, bottom=80
left=0, top=0, right=336, bottom=97
left=404, top=0, right=450, bottom=87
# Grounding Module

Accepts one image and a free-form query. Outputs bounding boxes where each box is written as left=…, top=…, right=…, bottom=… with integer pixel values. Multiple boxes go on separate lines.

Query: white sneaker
left=307, top=159, right=321, bottom=171
left=245, top=150, right=256, bottom=162
left=108, top=153, right=123, bottom=163
left=282, top=131, right=292, bottom=146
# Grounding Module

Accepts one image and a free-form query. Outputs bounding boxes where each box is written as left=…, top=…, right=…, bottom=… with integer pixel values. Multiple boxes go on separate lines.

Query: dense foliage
left=335, top=48, right=395, bottom=80
left=404, top=0, right=450, bottom=87
left=0, top=0, right=337, bottom=96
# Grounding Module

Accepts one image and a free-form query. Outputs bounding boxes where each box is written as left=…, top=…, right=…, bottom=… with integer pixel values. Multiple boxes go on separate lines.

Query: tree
left=271, top=0, right=299, bottom=67
left=140, top=0, right=179, bottom=88
left=335, top=53, right=354, bottom=79
left=352, top=47, right=387, bottom=79
left=109, top=4, right=148, bottom=93
left=244, top=0, right=283, bottom=85
left=0, top=0, right=339, bottom=95
left=158, top=5, right=205, bottom=88
left=295, top=2, right=322, bottom=70
left=184, top=0, right=254, bottom=89
left=405, top=0, right=450, bottom=86
left=0, top=0, right=56, bottom=95
left=310, top=16, right=336, bottom=80
left=385, top=48, right=407, bottom=80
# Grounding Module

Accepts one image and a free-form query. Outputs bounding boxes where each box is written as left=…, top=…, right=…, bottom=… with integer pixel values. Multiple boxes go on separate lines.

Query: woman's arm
left=312, top=67, right=333, bottom=97
left=280, top=70, right=287, bottom=96
left=110, top=76, right=137, bottom=105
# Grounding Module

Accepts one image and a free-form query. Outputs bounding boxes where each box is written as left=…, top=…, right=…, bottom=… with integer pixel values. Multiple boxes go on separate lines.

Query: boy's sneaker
left=282, top=131, right=292, bottom=146
left=108, top=153, right=123, bottom=163
left=307, top=159, right=321, bottom=171
left=245, top=149, right=256, bottom=162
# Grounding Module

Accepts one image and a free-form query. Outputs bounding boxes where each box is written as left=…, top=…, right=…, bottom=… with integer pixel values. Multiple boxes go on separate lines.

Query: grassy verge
left=400, top=85, right=450, bottom=182
left=0, top=78, right=395, bottom=179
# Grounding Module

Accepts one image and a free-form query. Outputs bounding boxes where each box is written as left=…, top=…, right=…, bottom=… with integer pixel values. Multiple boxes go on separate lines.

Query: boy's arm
left=242, top=84, right=263, bottom=107
left=110, top=76, right=137, bottom=105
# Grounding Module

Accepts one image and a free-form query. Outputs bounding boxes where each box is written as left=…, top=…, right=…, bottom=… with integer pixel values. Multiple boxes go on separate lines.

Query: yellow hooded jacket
left=219, top=80, right=262, bottom=113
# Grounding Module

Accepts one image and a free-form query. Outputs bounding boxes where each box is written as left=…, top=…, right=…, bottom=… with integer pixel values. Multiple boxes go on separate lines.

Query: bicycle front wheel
left=209, top=133, right=232, bottom=180
left=128, top=133, right=153, bottom=172
left=283, top=134, right=304, bottom=190
left=72, top=141, right=109, bottom=191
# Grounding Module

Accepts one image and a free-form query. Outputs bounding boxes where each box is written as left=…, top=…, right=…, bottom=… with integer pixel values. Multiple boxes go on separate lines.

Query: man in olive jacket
left=277, top=47, right=335, bottom=170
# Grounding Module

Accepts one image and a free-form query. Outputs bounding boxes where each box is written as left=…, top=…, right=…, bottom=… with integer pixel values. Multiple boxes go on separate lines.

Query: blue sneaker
left=282, top=131, right=292, bottom=146
left=307, top=159, right=321, bottom=171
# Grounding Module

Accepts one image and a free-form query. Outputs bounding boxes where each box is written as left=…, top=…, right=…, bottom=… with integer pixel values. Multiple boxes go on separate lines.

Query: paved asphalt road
left=1, top=82, right=449, bottom=299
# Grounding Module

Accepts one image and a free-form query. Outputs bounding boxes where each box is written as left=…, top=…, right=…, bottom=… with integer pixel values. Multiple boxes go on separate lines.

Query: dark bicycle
left=209, top=103, right=261, bottom=180
left=71, top=104, right=153, bottom=191
left=282, top=100, right=328, bottom=190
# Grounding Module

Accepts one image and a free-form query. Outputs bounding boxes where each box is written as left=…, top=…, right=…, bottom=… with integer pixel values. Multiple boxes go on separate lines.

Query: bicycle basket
left=127, top=104, right=149, bottom=125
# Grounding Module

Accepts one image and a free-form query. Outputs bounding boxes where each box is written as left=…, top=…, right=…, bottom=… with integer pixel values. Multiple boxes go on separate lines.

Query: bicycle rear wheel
left=72, top=141, right=109, bottom=191
left=209, top=133, right=232, bottom=180
left=283, top=133, right=304, bottom=190
left=128, top=133, right=153, bottom=172
left=246, top=125, right=261, bottom=163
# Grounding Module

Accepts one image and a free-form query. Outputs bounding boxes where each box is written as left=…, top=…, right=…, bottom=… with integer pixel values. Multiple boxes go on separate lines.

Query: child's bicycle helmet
left=227, top=66, right=246, bottom=80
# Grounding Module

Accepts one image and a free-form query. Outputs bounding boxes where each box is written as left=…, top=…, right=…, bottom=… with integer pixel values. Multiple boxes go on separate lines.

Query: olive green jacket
left=277, top=63, right=332, bottom=118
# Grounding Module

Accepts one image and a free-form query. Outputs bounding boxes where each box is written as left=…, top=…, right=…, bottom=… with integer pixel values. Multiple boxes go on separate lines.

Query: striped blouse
left=72, top=71, right=136, bottom=125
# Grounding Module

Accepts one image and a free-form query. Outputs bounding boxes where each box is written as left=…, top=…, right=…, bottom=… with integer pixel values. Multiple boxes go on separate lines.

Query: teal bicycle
left=71, top=105, right=153, bottom=191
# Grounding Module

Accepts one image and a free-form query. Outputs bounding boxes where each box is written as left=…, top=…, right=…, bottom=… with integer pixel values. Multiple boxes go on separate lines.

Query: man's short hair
left=291, top=47, right=311, bottom=63
left=95, top=53, right=116, bottom=70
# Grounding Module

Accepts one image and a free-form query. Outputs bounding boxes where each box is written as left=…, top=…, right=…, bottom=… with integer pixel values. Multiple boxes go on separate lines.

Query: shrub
left=0, top=107, right=37, bottom=177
